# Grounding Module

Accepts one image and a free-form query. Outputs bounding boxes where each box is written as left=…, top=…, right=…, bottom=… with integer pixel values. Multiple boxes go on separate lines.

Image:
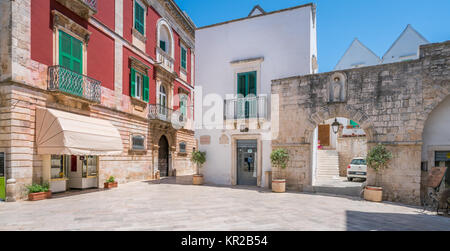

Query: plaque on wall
left=200, top=135, right=211, bottom=145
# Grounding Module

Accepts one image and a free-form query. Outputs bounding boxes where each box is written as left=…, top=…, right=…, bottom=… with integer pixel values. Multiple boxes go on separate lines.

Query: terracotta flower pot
left=104, top=182, right=118, bottom=189
left=272, top=179, right=286, bottom=193
left=193, top=174, right=204, bottom=185
left=46, top=191, right=52, bottom=199
left=364, top=186, right=383, bottom=202
left=28, top=192, right=47, bottom=201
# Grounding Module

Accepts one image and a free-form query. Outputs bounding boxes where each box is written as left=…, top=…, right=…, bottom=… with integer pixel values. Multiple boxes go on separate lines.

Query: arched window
left=157, top=19, right=174, bottom=58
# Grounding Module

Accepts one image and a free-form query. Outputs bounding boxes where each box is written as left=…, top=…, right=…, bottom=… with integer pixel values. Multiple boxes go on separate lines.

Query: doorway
left=158, top=136, right=169, bottom=177
left=0, top=152, right=5, bottom=201
left=237, top=140, right=258, bottom=186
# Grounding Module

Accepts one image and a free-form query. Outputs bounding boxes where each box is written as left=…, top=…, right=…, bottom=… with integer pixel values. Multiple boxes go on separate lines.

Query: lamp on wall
left=331, top=119, right=341, bottom=135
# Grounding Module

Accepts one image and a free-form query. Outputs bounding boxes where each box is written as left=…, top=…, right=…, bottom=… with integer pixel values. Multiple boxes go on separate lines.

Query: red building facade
left=0, top=0, right=196, bottom=199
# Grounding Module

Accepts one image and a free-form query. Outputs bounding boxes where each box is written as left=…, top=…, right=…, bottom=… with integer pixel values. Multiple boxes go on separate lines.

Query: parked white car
left=347, top=157, right=367, bottom=181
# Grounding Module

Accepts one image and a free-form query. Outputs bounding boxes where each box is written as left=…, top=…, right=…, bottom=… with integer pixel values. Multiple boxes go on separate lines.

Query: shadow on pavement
left=346, top=210, right=450, bottom=231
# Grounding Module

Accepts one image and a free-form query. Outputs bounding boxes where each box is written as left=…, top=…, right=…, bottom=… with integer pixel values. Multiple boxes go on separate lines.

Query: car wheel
left=347, top=177, right=353, bottom=182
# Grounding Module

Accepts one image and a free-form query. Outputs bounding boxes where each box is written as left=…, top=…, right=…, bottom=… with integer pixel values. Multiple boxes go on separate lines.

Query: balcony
left=224, top=96, right=268, bottom=120
left=48, top=66, right=101, bottom=103
left=148, top=104, right=194, bottom=130
left=56, top=0, right=98, bottom=20
left=156, top=47, right=175, bottom=73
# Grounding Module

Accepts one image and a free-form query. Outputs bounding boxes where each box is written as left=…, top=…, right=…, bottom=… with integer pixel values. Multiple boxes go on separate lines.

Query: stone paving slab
left=0, top=180, right=449, bottom=231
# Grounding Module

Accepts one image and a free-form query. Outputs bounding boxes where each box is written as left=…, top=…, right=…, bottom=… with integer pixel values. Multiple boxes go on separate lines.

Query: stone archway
left=420, top=94, right=450, bottom=200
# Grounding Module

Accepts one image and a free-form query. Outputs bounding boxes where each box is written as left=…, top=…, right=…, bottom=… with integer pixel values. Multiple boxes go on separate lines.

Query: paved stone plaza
left=0, top=179, right=449, bottom=231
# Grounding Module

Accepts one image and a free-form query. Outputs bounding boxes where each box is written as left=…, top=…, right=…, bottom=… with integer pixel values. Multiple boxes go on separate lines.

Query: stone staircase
left=314, top=150, right=363, bottom=197
left=316, top=150, right=340, bottom=179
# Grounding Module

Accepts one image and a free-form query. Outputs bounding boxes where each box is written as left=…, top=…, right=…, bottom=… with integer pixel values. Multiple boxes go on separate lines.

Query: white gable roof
left=248, top=5, right=266, bottom=17
left=334, top=38, right=381, bottom=71
left=382, top=24, right=429, bottom=64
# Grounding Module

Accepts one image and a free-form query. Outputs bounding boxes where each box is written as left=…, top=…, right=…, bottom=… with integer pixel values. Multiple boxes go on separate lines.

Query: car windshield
left=351, top=159, right=367, bottom=165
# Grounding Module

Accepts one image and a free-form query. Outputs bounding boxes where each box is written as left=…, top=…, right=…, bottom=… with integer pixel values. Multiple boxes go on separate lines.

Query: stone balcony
left=156, top=47, right=175, bottom=73
left=48, top=65, right=101, bottom=104
left=56, top=0, right=97, bottom=20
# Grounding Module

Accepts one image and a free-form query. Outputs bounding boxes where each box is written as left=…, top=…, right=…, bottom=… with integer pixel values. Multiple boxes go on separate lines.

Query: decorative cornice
left=149, top=0, right=195, bottom=48
left=129, top=56, right=151, bottom=74
left=52, top=10, right=91, bottom=43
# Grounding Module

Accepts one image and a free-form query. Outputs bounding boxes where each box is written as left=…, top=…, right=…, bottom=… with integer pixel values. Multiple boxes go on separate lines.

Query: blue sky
left=176, top=0, right=450, bottom=73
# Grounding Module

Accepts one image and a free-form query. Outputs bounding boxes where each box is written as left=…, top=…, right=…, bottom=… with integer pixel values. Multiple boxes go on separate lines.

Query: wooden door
left=318, top=125, right=330, bottom=146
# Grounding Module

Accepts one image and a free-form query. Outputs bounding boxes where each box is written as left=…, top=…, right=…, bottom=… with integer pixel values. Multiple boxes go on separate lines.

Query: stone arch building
left=271, top=41, right=450, bottom=205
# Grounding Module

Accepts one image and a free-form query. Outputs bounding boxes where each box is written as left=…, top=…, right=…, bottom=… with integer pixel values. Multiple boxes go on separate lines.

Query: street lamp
left=331, top=119, right=341, bottom=134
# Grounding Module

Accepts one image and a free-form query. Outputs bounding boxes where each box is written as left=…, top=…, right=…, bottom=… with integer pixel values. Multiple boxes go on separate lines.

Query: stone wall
left=272, top=41, right=450, bottom=205
left=336, top=136, right=367, bottom=177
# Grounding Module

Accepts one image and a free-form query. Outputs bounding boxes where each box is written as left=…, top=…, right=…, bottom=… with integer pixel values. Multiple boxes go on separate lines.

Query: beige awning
left=36, top=108, right=124, bottom=156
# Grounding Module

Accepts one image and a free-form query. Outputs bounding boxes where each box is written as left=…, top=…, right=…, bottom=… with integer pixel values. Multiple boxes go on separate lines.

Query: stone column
left=42, top=155, right=51, bottom=184
left=6, top=179, right=16, bottom=202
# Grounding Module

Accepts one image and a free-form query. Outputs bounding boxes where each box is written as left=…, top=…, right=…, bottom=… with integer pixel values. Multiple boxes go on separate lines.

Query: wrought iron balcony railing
left=224, top=96, right=268, bottom=120
left=56, top=0, right=97, bottom=19
left=48, top=66, right=102, bottom=103
left=81, top=0, right=98, bottom=12
left=149, top=104, right=184, bottom=124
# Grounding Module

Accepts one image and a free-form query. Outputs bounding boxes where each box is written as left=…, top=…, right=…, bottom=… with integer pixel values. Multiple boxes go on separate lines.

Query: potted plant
left=43, top=182, right=52, bottom=199
left=364, top=144, right=393, bottom=202
left=27, top=183, right=49, bottom=201
left=270, top=148, right=290, bottom=193
left=191, top=150, right=206, bottom=185
left=104, top=176, right=118, bottom=189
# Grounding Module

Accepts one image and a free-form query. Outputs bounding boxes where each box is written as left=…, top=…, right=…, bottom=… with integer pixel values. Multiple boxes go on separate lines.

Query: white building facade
left=335, top=24, right=429, bottom=70
left=194, top=4, right=317, bottom=187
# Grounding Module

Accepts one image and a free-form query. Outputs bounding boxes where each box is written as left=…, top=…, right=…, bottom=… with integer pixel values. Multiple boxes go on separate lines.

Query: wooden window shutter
left=71, top=38, right=83, bottom=74
left=181, top=47, right=187, bottom=69
left=248, top=71, right=257, bottom=95
left=143, top=74, right=149, bottom=102
left=130, top=68, right=136, bottom=98
left=135, top=1, right=144, bottom=34
left=59, top=31, right=72, bottom=69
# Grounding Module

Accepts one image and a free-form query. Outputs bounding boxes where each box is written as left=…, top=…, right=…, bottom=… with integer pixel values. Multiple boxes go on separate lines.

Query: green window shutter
left=248, top=71, right=257, bottom=96
left=130, top=68, right=136, bottom=98
left=143, top=74, right=149, bottom=102
left=59, top=31, right=72, bottom=70
left=160, top=40, right=166, bottom=52
left=71, top=38, right=83, bottom=74
left=134, top=1, right=144, bottom=34
left=237, top=73, right=247, bottom=96
left=181, top=47, right=187, bottom=69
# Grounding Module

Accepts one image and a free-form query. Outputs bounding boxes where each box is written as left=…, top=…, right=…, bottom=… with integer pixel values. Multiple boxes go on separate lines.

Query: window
left=134, top=0, right=145, bottom=35
left=159, top=85, right=167, bottom=107
left=351, top=159, right=367, bottom=165
left=179, top=94, right=188, bottom=119
left=59, top=30, right=84, bottom=96
left=51, top=155, right=68, bottom=180
left=237, top=71, right=257, bottom=118
left=179, top=142, right=187, bottom=153
left=130, top=68, right=149, bottom=102
left=132, top=135, right=146, bottom=150
left=160, top=40, right=166, bottom=52
left=181, top=46, right=187, bottom=70
left=81, top=156, right=98, bottom=178
left=237, top=71, right=257, bottom=97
